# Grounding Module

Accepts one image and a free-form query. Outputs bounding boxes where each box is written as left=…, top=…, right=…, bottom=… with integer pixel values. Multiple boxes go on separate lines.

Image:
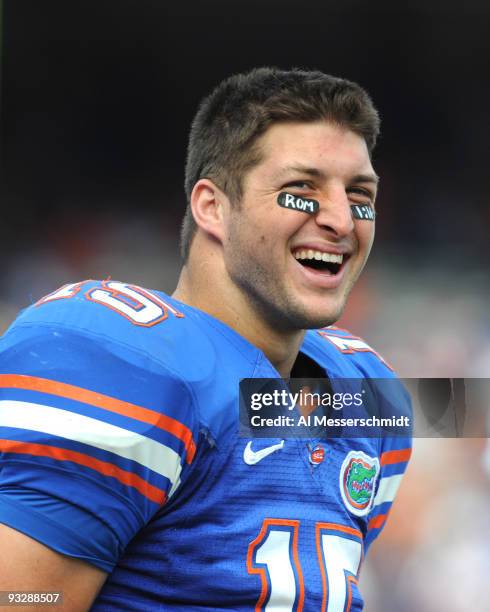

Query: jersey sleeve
left=0, top=316, right=198, bottom=573
left=365, top=436, right=412, bottom=552
left=362, top=373, right=413, bottom=552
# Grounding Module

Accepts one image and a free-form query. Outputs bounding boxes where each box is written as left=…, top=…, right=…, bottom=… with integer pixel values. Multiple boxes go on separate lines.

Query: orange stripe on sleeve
left=380, top=448, right=412, bottom=466
left=0, top=374, right=196, bottom=464
left=0, top=439, right=166, bottom=505
left=367, top=514, right=387, bottom=531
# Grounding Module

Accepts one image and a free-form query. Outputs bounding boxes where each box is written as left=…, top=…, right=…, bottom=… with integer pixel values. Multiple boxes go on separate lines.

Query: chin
left=299, top=297, right=347, bottom=329
left=285, top=302, right=346, bottom=331
left=302, top=312, right=342, bottom=330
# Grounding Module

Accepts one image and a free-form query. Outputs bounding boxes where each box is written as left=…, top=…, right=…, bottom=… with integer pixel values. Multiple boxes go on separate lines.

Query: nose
left=314, top=187, right=354, bottom=237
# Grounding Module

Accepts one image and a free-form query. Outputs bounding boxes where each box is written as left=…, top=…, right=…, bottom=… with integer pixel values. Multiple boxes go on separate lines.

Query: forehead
left=253, top=121, right=374, bottom=181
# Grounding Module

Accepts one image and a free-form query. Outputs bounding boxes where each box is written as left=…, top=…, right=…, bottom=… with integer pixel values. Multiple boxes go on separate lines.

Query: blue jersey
left=0, top=280, right=411, bottom=611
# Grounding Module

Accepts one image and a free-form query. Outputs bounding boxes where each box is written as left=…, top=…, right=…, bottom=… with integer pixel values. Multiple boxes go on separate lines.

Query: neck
left=173, top=249, right=304, bottom=377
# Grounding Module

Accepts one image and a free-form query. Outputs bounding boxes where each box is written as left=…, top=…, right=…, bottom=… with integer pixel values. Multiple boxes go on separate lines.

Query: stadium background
left=1, top=1, right=489, bottom=609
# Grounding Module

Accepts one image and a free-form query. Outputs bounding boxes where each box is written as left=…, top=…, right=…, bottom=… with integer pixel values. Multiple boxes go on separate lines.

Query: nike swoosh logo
left=243, top=440, right=285, bottom=465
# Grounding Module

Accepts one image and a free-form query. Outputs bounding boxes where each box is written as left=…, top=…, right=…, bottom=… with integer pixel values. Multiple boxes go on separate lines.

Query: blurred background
left=0, top=1, right=489, bottom=609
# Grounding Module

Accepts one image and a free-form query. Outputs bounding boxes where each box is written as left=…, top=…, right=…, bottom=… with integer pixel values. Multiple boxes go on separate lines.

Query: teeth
left=294, top=250, right=343, bottom=264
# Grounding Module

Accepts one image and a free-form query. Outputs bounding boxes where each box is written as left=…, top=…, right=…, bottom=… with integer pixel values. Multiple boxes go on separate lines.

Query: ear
left=190, top=178, right=229, bottom=243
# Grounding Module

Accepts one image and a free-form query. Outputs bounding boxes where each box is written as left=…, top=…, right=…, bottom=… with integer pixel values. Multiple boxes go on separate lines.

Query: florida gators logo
left=340, top=451, right=379, bottom=516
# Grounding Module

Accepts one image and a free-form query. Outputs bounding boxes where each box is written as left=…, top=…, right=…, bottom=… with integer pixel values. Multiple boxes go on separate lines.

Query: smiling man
left=177, top=120, right=378, bottom=369
left=0, top=68, right=411, bottom=610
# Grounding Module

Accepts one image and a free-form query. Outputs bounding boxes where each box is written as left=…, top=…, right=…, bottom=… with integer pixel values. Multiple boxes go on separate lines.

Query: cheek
left=357, top=222, right=375, bottom=256
left=234, top=204, right=308, bottom=249
left=276, top=211, right=311, bottom=242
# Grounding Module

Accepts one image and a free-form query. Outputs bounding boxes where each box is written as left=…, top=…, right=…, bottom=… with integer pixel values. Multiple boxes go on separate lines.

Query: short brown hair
left=181, top=67, right=380, bottom=260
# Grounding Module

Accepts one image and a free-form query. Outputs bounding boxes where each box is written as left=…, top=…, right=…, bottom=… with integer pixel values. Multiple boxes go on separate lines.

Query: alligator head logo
left=340, top=451, right=380, bottom=516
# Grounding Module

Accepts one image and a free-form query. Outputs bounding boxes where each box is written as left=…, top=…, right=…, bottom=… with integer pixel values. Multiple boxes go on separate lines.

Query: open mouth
left=292, top=249, right=346, bottom=275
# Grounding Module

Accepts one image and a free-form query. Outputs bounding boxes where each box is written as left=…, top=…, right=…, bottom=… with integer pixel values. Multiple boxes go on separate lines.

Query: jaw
left=285, top=254, right=359, bottom=327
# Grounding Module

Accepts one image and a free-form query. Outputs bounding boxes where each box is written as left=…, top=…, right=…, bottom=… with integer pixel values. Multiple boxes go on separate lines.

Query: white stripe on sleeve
left=0, top=400, right=182, bottom=493
left=373, top=474, right=403, bottom=508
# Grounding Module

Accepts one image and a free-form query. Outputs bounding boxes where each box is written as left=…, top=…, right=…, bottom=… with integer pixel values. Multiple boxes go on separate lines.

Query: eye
left=347, top=187, right=375, bottom=204
left=282, top=180, right=312, bottom=190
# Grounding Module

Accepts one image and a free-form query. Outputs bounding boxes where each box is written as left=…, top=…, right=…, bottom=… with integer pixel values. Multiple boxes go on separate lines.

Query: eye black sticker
left=278, top=192, right=375, bottom=221
left=350, top=204, right=375, bottom=220
left=277, top=192, right=319, bottom=215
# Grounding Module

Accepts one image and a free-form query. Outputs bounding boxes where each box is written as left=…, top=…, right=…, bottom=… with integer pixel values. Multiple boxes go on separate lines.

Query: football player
left=0, top=68, right=411, bottom=610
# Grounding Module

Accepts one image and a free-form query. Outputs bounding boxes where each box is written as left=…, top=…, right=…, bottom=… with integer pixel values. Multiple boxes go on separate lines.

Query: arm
left=0, top=524, right=107, bottom=612
left=0, top=283, right=197, bottom=607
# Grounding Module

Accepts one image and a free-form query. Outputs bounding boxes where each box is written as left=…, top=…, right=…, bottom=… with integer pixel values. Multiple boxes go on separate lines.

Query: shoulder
left=0, top=281, right=210, bottom=571
left=303, top=325, right=412, bottom=432
left=1, top=280, right=222, bottom=384
left=0, top=279, right=257, bottom=444
left=302, top=325, right=395, bottom=378
left=0, top=280, right=228, bottom=437
left=0, top=280, right=204, bottom=454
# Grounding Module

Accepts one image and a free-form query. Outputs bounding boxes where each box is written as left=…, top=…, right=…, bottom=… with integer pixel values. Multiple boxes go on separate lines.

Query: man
left=0, top=67, right=411, bottom=610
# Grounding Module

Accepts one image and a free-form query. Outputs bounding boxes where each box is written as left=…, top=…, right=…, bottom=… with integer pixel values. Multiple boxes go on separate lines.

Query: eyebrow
left=350, top=173, right=380, bottom=186
left=277, top=165, right=380, bottom=186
